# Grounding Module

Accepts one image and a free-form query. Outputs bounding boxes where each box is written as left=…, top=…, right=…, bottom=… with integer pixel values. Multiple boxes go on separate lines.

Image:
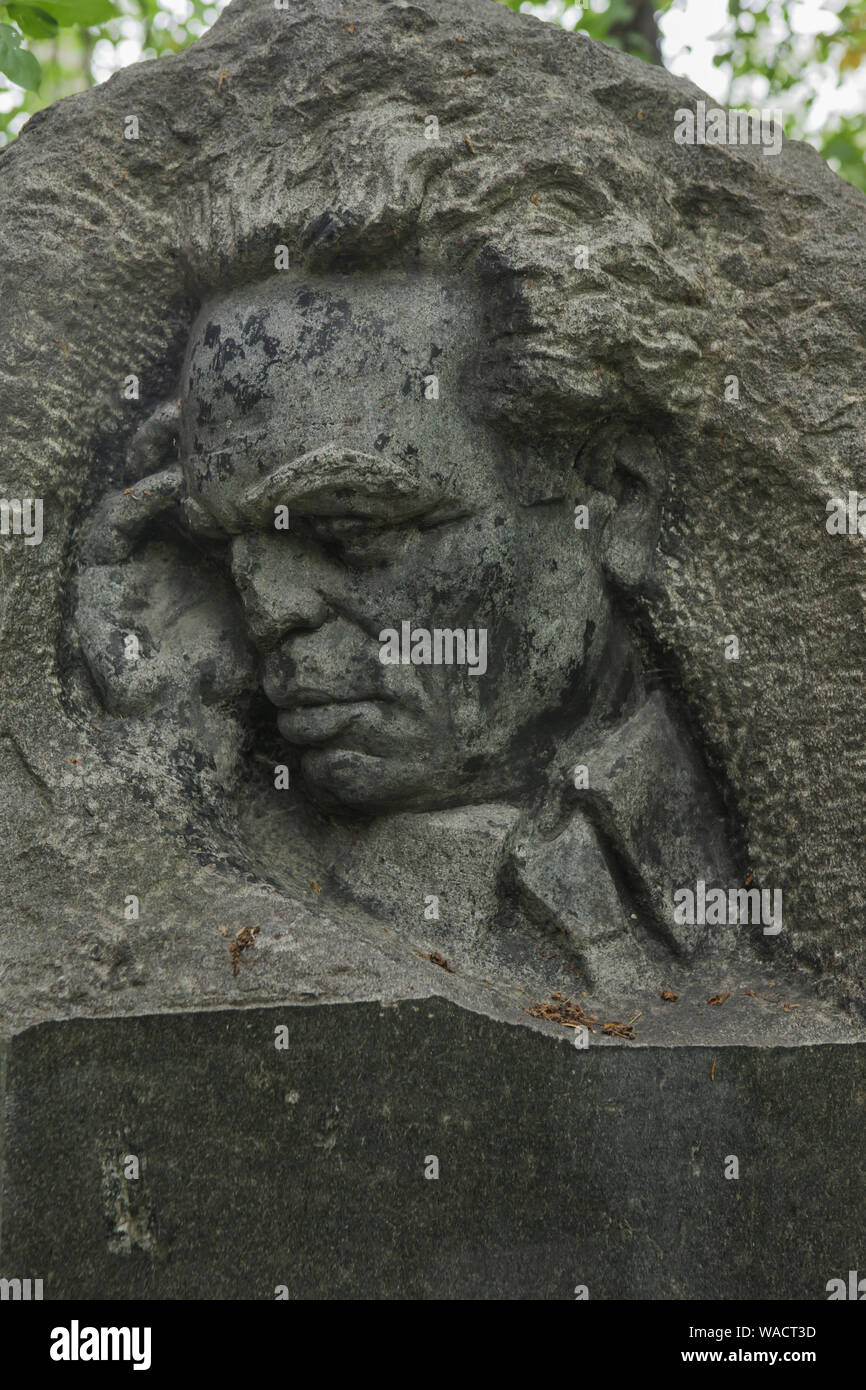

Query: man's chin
left=299, top=747, right=440, bottom=814
left=300, top=747, right=407, bottom=812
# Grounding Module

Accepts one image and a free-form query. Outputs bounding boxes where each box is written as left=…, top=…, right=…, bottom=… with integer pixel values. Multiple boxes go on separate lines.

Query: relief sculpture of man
left=72, top=255, right=742, bottom=996
left=3, top=0, right=864, bottom=1033
left=4, top=0, right=866, bottom=1306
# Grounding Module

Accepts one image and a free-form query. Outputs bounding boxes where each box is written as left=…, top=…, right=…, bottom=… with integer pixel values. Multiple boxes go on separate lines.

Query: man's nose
left=230, top=535, right=330, bottom=647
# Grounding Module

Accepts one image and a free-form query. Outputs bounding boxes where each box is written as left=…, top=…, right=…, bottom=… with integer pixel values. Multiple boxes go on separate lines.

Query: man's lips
left=282, top=689, right=376, bottom=707
left=276, top=699, right=383, bottom=746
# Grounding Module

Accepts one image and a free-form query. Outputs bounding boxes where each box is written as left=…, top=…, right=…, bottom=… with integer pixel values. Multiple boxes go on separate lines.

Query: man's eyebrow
left=241, top=444, right=451, bottom=522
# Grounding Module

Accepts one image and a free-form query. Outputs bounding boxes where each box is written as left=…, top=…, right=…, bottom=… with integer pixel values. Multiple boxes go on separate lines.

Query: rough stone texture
left=7, top=0, right=866, bottom=1300
left=2, top=0, right=866, bottom=1041
left=2, top=1001, right=865, bottom=1300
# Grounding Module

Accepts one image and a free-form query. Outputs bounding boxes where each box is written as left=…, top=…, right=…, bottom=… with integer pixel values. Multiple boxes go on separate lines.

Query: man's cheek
left=435, top=531, right=513, bottom=602
left=376, top=542, right=467, bottom=613
left=363, top=527, right=512, bottom=658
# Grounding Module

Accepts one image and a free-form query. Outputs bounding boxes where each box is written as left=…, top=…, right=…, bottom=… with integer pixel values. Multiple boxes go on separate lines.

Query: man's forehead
left=186, top=270, right=472, bottom=375
left=178, top=269, right=487, bottom=527
left=181, top=270, right=476, bottom=440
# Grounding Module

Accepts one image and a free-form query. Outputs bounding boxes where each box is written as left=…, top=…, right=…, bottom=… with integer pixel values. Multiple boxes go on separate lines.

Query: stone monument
left=2, top=0, right=865, bottom=1299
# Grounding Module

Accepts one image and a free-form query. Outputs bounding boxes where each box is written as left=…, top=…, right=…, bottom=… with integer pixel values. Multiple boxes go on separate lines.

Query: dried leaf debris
left=524, top=995, right=641, bottom=1041
left=602, top=1013, right=641, bottom=1040
left=524, top=995, right=598, bottom=1031
left=227, top=924, right=260, bottom=975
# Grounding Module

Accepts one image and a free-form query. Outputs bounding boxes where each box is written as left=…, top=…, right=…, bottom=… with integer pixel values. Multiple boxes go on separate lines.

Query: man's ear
left=124, top=397, right=182, bottom=483
left=593, top=433, right=665, bottom=594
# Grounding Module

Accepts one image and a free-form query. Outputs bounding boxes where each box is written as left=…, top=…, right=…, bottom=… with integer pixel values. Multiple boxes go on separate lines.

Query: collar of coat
left=512, top=689, right=737, bottom=987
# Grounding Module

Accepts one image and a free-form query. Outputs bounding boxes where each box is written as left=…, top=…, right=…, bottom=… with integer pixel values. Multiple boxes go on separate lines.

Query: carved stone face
left=178, top=270, right=619, bottom=815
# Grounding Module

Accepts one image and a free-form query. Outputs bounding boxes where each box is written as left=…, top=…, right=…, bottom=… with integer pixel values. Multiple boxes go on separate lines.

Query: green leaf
left=6, top=3, right=59, bottom=38
left=39, top=0, right=119, bottom=25
left=0, top=25, right=41, bottom=90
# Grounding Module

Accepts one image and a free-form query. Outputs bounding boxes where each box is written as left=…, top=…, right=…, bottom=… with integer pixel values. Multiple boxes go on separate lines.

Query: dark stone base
left=1, top=1000, right=864, bottom=1300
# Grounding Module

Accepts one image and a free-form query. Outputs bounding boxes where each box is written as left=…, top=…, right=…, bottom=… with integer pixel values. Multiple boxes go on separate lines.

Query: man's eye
left=313, top=518, right=376, bottom=542
left=302, top=518, right=405, bottom=566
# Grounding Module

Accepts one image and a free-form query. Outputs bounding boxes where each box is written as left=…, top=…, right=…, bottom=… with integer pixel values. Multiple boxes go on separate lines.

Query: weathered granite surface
left=2, top=1001, right=864, bottom=1300
left=2, top=0, right=866, bottom=1038
left=2, top=0, right=866, bottom=1301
